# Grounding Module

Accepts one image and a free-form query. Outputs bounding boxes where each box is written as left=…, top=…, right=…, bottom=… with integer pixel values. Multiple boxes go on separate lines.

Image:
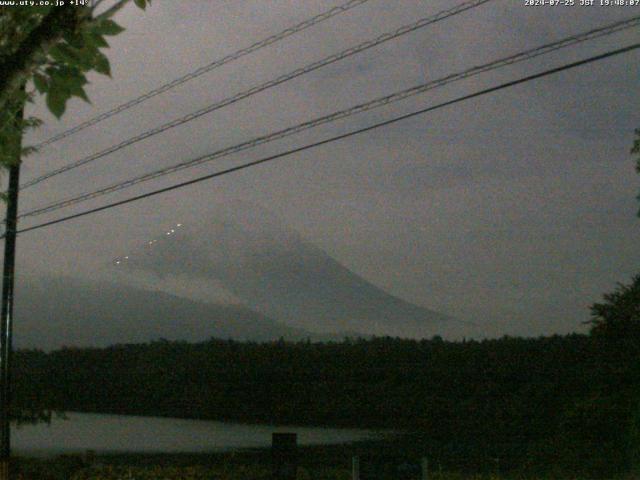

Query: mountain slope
left=13, top=276, right=332, bottom=350
left=119, top=202, right=473, bottom=339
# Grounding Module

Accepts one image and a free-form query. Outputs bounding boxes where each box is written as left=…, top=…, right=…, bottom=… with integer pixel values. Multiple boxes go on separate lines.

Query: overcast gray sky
left=14, top=0, right=640, bottom=340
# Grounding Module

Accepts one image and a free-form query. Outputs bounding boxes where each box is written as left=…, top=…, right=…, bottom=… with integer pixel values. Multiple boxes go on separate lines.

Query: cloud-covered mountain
left=13, top=276, right=337, bottom=351
left=118, top=202, right=476, bottom=339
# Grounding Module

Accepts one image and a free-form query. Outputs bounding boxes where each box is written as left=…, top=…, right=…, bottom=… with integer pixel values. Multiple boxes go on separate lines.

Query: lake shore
left=12, top=412, right=384, bottom=457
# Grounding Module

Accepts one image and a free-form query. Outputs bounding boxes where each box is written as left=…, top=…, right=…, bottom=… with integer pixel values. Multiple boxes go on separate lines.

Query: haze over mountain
left=117, top=202, right=477, bottom=339
left=13, top=276, right=337, bottom=351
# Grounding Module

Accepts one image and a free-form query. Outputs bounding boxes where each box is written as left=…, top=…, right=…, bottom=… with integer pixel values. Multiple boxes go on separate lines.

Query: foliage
left=0, top=0, right=151, bottom=169
left=11, top=455, right=354, bottom=480
left=9, top=453, right=624, bottom=480
left=584, top=275, right=640, bottom=477
left=589, top=274, right=640, bottom=338
left=12, top=332, right=637, bottom=478
left=0, top=0, right=150, bottom=426
left=634, top=128, right=640, bottom=216
left=70, top=464, right=270, bottom=480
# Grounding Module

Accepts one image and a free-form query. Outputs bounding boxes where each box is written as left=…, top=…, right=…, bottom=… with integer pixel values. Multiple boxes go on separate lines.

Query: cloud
left=12, top=0, right=640, bottom=345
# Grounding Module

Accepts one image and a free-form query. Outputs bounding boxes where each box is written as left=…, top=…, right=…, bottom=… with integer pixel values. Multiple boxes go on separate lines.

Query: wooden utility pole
left=0, top=103, right=23, bottom=480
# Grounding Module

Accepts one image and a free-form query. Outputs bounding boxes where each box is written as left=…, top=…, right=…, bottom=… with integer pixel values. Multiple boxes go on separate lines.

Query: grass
left=8, top=445, right=633, bottom=479
left=12, top=461, right=629, bottom=480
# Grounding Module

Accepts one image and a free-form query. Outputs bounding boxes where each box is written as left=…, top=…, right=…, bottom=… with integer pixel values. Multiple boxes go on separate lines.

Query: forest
left=10, top=276, right=640, bottom=478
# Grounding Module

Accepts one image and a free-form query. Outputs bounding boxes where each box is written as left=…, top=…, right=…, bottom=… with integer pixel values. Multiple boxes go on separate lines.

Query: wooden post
left=352, top=455, right=360, bottom=480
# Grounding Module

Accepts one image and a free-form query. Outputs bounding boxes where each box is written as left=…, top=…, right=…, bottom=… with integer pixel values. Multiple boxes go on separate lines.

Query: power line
left=12, top=42, right=640, bottom=238
left=21, top=0, right=494, bottom=190
left=19, top=16, right=640, bottom=220
left=30, top=0, right=372, bottom=150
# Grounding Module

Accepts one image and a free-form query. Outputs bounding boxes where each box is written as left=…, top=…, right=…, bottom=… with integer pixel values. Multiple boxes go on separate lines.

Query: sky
left=10, top=0, right=640, bottom=342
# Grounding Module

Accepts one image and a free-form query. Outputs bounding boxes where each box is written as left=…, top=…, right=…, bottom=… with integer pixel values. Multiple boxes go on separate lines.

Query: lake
left=12, top=412, right=381, bottom=456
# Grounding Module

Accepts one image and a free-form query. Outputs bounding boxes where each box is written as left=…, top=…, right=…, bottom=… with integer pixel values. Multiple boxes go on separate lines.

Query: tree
left=634, top=128, right=640, bottom=216
left=586, top=276, right=640, bottom=476
left=0, top=0, right=151, bottom=427
left=0, top=0, right=151, bottom=172
left=589, top=275, right=640, bottom=338
left=580, top=129, right=640, bottom=472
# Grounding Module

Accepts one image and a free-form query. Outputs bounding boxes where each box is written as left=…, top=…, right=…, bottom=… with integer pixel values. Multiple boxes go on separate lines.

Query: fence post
left=352, top=455, right=360, bottom=480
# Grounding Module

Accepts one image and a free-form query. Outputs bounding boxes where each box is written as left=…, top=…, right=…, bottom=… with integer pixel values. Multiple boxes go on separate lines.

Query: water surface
left=13, top=412, right=379, bottom=456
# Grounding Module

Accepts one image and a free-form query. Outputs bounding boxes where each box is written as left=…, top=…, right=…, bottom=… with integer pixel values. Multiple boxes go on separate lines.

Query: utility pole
left=0, top=102, right=23, bottom=480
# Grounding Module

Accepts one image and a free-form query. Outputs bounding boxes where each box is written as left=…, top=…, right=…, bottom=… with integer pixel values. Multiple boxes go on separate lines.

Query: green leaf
left=134, top=0, right=147, bottom=9
left=93, top=19, right=125, bottom=36
left=49, top=67, right=87, bottom=95
left=74, top=44, right=101, bottom=70
left=21, top=146, right=38, bottom=157
left=33, top=73, right=48, bottom=94
left=22, top=117, right=43, bottom=130
left=63, top=31, right=84, bottom=49
left=70, top=85, right=91, bottom=104
left=93, top=51, right=111, bottom=77
left=46, top=88, right=68, bottom=119
left=84, top=31, right=109, bottom=49
left=49, top=44, right=81, bottom=64
left=53, top=43, right=96, bottom=71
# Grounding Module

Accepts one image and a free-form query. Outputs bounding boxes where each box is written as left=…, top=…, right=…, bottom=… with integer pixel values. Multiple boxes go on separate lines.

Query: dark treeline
left=11, top=321, right=639, bottom=478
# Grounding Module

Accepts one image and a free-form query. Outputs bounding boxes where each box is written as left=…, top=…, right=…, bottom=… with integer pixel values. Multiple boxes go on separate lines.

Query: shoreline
left=12, top=411, right=392, bottom=459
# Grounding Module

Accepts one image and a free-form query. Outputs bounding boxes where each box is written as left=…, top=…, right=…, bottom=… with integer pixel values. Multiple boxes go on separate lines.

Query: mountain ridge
left=14, top=275, right=357, bottom=351
left=118, top=202, right=475, bottom=339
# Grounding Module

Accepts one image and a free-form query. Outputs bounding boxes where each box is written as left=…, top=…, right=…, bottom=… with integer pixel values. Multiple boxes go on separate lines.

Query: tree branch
left=96, top=0, right=131, bottom=20
left=0, top=8, right=81, bottom=109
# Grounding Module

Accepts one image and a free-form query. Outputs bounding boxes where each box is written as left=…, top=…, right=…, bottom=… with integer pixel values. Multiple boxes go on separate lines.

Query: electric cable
left=11, top=42, right=639, bottom=238
left=21, top=0, right=495, bottom=189
left=19, top=16, right=640, bottom=219
left=31, top=0, right=373, bottom=150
